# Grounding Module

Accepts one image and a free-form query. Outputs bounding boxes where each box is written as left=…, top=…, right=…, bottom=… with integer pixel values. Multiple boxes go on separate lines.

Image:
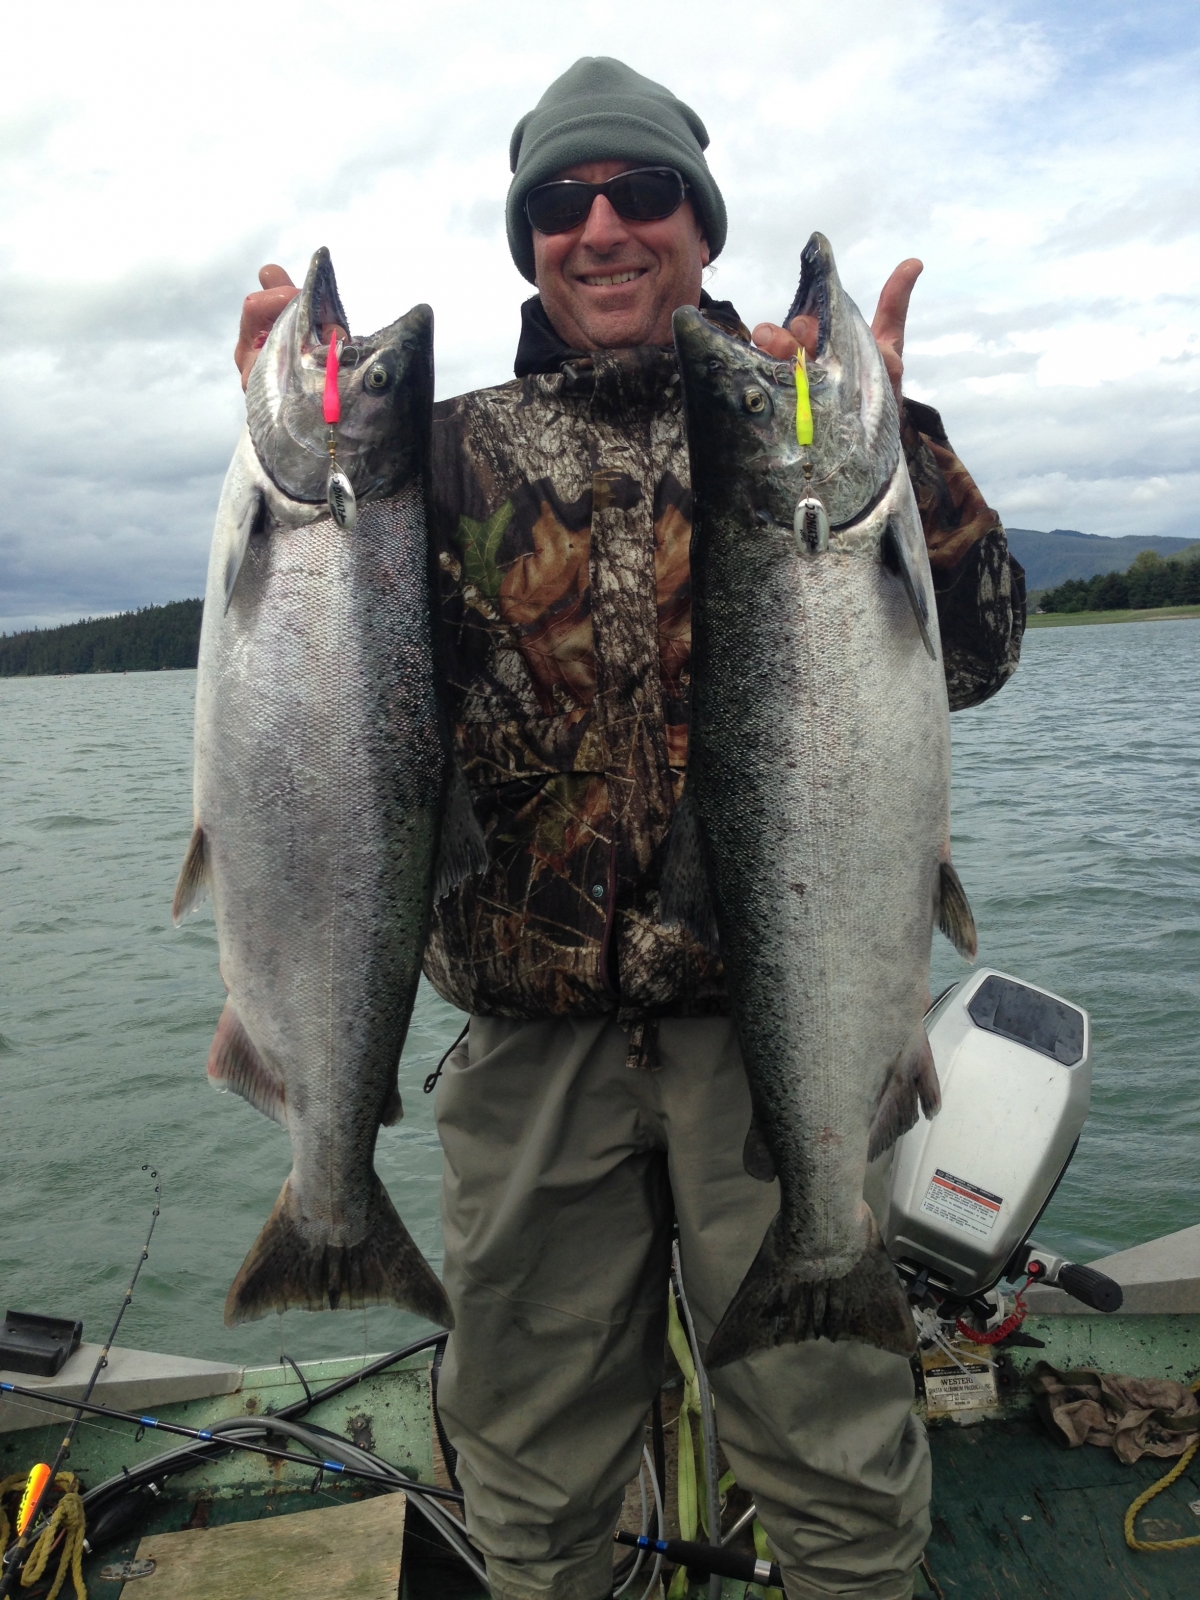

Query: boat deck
left=3, top=1315, right=1200, bottom=1598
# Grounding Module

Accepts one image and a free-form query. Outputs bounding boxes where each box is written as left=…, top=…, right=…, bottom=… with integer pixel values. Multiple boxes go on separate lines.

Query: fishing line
left=0, top=1166, right=161, bottom=1600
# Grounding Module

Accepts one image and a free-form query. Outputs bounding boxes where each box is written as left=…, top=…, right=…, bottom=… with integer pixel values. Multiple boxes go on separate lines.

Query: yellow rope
left=1124, top=1377, right=1200, bottom=1553
left=0, top=1470, right=87, bottom=1598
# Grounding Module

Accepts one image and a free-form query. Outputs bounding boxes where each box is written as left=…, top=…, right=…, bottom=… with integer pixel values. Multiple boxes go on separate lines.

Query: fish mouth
left=245, top=247, right=433, bottom=506
left=783, top=233, right=833, bottom=359
left=295, top=247, right=352, bottom=357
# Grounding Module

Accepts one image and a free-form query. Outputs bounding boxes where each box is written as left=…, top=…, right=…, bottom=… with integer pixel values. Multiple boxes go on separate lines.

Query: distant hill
left=0, top=599, right=202, bottom=677
left=1006, top=528, right=1200, bottom=592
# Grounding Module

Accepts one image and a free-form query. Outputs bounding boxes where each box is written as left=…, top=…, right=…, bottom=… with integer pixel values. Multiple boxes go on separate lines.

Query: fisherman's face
left=533, top=159, right=710, bottom=351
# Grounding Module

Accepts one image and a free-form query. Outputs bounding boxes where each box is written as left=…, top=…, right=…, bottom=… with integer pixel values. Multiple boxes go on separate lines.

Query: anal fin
left=938, top=859, right=978, bottom=959
left=207, top=998, right=287, bottom=1127
left=659, top=789, right=719, bottom=950
left=868, top=1028, right=940, bottom=1161
left=434, top=761, right=488, bottom=902
left=172, top=824, right=209, bottom=922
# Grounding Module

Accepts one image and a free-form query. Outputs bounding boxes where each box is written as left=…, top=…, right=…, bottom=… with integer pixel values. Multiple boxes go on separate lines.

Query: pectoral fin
left=659, top=789, right=719, bottom=950
left=433, top=761, right=488, bottom=901
left=882, top=515, right=936, bottom=660
left=224, top=484, right=265, bottom=610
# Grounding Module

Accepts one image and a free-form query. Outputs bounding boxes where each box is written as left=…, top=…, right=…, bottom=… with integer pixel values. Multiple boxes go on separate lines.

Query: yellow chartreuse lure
left=793, top=346, right=814, bottom=448
left=792, top=347, right=829, bottom=554
left=17, top=1463, right=52, bottom=1534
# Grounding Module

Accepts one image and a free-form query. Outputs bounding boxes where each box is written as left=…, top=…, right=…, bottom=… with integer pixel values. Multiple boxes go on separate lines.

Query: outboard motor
left=881, top=969, right=1121, bottom=1321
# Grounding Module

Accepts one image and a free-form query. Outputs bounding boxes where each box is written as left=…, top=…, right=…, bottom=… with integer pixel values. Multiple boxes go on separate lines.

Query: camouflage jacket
left=423, top=296, right=1026, bottom=1024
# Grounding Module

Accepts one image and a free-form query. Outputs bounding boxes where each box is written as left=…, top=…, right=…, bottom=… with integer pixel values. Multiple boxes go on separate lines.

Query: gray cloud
left=0, top=0, right=1196, bottom=631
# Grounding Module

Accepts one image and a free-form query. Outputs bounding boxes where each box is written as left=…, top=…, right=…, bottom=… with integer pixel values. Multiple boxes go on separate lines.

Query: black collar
left=513, top=290, right=747, bottom=378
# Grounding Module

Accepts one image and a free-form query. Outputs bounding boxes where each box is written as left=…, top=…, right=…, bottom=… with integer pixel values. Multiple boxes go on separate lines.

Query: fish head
left=246, top=247, right=433, bottom=505
left=672, top=306, right=804, bottom=532
left=673, top=232, right=900, bottom=534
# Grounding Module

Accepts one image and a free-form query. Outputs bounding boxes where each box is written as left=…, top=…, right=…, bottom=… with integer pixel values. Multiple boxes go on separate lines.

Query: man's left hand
left=751, top=257, right=924, bottom=402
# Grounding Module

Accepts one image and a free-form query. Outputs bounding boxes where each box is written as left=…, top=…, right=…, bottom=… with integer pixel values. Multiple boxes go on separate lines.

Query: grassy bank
left=1027, top=603, right=1200, bottom=629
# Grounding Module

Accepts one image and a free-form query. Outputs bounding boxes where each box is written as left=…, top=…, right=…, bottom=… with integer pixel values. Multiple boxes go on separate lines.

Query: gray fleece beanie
left=507, top=57, right=727, bottom=285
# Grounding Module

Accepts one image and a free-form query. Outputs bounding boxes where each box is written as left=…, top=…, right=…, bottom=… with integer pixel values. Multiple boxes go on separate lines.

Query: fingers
left=752, top=314, right=819, bottom=361
left=871, top=258, right=923, bottom=355
left=258, top=263, right=295, bottom=292
left=234, top=265, right=300, bottom=390
left=871, top=259, right=923, bottom=401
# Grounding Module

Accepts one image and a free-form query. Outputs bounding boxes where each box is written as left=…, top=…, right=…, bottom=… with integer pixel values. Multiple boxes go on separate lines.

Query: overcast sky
left=1, top=0, right=1197, bottom=631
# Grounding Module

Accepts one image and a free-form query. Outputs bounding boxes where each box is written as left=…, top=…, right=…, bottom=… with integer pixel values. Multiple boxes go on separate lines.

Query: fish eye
left=365, top=364, right=390, bottom=392
left=742, top=387, right=769, bottom=415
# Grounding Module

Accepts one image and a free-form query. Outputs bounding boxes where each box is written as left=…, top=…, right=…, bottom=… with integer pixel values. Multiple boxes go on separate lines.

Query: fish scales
left=667, top=233, right=976, bottom=1367
left=177, top=250, right=483, bottom=1329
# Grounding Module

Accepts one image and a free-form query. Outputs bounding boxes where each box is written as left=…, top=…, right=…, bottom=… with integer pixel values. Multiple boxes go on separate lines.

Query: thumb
left=871, top=258, right=923, bottom=356
left=258, top=263, right=296, bottom=291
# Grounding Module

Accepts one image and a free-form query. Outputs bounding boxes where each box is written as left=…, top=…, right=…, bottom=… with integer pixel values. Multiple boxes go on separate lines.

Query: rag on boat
left=1029, top=1361, right=1200, bottom=1463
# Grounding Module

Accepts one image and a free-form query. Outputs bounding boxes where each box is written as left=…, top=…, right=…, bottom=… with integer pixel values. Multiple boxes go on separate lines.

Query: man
left=236, top=58, right=1024, bottom=1600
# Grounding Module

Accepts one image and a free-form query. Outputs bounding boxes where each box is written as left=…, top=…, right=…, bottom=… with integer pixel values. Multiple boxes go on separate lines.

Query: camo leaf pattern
left=423, top=345, right=1025, bottom=1020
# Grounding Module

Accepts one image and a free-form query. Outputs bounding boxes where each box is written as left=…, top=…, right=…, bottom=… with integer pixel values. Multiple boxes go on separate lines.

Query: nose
left=578, top=193, right=631, bottom=254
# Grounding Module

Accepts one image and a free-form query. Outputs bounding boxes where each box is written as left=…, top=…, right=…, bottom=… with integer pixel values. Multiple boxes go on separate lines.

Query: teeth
left=581, top=270, right=644, bottom=286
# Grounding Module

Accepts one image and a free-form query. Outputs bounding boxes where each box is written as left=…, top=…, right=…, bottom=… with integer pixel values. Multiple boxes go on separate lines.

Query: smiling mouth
left=578, top=269, right=648, bottom=287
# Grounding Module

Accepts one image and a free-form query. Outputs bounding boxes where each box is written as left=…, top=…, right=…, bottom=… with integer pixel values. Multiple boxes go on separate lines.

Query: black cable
left=278, top=1352, right=314, bottom=1408
left=279, top=1329, right=448, bottom=1420
left=424, top=1022, right=469, bottom=1094
left=78, top=1330, right=450, bottom=1520
left=429, top=1336, right=462, bottom=1493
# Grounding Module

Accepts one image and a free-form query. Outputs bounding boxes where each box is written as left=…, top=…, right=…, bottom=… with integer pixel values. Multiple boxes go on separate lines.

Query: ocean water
left=1, top=619, right=1198, bottom=1367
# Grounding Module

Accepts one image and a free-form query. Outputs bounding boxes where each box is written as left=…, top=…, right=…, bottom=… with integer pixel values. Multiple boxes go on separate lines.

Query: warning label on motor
left=919, top=1169, right=1003, bottom=1237
left=921, top=1346, right=999, bottom=1416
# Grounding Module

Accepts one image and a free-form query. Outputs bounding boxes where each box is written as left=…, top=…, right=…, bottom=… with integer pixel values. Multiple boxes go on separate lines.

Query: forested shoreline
left=1039, top=548, right=1200, bottom=614
left=4, top=543, right=1197, bottom=675
left=0, top=600, right=202, bottom=676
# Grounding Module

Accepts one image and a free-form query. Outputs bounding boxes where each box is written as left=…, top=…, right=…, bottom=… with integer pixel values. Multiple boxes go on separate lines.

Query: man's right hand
left=235, top=265, right=299, bottom=390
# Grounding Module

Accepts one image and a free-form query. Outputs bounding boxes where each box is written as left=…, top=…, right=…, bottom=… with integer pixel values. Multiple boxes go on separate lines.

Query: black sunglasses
left=525, top=166, right=690, bottom=236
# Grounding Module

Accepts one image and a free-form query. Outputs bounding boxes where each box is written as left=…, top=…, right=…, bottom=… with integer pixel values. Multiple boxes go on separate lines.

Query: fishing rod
left=0, top=1167, right=161, bottom=1599
left=0, top=1381, right=464, bottom=1503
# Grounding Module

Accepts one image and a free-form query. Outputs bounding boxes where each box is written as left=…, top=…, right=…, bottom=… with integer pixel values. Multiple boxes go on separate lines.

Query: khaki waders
left=435, top=1015, right=930, bottom=1600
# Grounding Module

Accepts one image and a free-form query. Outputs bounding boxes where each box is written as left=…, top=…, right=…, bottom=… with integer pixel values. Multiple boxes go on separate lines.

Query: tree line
left=1038, top=548, right=1200, bottom=614
left=0, top=599, right=203, bottom=677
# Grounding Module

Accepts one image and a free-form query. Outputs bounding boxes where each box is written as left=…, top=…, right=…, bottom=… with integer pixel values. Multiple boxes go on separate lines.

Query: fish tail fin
left=224, top=1174, right=454, bottom=1329
left=868, top=1028, right=940, bottom=1161
left=659, top=789, right=719, bottom=949
left=705, top=1212, right=914, bottom=1370
left=937, top=859, right=977, bottom=959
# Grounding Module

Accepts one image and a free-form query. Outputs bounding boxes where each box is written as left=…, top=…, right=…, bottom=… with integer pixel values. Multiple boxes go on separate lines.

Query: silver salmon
left=175, top=249, right=483, bottom=1328
left=666, top=233, right=976, bottom=1367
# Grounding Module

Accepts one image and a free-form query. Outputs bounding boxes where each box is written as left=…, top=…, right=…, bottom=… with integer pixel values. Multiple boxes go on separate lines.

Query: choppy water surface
left=1, top=620, right=1198, bottom=1366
